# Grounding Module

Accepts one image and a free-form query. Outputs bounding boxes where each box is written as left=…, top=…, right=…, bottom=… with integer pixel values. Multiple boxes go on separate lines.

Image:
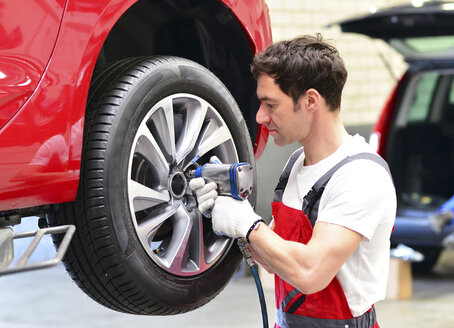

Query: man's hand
left=188, top=177, right=218, bottom=214
left=188, top=156, right=222, bottom=214
left=212, top=196, right=263, bottom=239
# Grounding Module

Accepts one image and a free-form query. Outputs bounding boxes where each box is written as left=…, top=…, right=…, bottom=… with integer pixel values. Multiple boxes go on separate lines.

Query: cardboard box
left=385, top=258, right=413, bottom=300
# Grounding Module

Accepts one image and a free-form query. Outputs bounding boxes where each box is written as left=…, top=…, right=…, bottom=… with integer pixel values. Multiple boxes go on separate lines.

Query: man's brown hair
left=251, top=33, right=347, bottom=111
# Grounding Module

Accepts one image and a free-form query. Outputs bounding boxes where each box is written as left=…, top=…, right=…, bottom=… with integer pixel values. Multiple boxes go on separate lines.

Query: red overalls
left=272, top=150, right=389, bottom=328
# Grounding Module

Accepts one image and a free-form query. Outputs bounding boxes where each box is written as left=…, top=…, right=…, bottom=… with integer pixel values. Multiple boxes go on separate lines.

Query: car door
left=0, top=0, right=65, bottom=129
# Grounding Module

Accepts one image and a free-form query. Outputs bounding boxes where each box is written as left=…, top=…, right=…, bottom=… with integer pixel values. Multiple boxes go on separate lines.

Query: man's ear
left=305, top=88, right=320, bottom=112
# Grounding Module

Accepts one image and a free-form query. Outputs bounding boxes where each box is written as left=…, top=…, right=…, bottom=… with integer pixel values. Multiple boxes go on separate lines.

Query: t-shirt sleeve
left=316, top=159, right=395, bottom=241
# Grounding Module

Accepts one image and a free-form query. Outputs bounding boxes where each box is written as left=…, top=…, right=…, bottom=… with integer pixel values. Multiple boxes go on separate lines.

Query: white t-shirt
left=282, top=134, right=396, bottom=317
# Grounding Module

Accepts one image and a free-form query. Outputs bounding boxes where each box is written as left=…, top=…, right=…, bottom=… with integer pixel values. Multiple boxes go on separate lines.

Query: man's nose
left=256, top=104, right=270, bottom=125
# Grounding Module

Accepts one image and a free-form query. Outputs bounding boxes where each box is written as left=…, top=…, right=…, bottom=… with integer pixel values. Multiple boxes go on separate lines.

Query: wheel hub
left=169, top=171, right=187, bottom=199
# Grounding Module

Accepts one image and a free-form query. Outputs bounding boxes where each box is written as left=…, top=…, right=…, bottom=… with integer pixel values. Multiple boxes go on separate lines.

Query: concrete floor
left=1, top=228, right=454, bottom=328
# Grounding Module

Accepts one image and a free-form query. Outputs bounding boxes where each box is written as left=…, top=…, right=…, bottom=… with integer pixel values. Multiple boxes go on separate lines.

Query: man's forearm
left=248, top=221, right=363, bottom=294
left=248, top=244, right=274, bottom=273
left=248, top=220, right=275, bottom=273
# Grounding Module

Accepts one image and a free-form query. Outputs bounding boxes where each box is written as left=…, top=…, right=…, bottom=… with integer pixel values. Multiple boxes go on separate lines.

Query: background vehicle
left=337, top=1, right=454, bottom=272
left=0, top=0, right=272, bottom=315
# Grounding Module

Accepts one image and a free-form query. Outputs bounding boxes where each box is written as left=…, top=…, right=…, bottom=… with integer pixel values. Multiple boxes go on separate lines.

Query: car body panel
left=0, top=0, right=272, bottom=211
left=370, top=74, right=404, bottom=156
left=220, top=0, right=272, bottom=160
left=0, top=0, right=66, bottom=129
left=0, top=0, right=137, bottom=210
left=220, top=0, right=272, bottom=56
left=393, top=210, right=454, bottom=247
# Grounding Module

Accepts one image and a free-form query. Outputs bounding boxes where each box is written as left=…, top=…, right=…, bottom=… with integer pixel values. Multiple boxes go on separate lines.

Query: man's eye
left=267, top=104, right=275, bottom=110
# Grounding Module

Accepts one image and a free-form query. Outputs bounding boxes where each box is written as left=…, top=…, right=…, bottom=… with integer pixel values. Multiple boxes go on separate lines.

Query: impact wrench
left=186, top=160, right=269, bottom=328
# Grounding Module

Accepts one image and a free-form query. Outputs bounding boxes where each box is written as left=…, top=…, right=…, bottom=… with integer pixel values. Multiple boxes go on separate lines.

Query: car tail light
left=371, top=73, right=407, bottom=158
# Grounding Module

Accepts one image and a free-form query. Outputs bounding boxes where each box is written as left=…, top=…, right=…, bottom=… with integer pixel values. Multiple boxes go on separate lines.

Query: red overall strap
left=272, top=201, right=379, bottom=328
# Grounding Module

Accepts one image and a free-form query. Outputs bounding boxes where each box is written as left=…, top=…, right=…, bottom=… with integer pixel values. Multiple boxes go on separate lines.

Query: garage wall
left=266, top=0, right=408, bottom=126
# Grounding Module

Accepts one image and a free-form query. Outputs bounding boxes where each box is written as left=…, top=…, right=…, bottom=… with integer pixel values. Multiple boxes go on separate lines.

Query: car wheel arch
left=90, top=0, right=261, bottom=143
left=65, top=1, right=260, bottom=193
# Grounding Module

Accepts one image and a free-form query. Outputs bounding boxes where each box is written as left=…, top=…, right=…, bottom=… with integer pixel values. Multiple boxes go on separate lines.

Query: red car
left=0, top=0, right=272, bottom=315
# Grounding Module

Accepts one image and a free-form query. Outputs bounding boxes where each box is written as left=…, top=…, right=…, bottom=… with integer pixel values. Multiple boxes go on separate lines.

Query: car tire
left=49, top=56, right=256, bottom=315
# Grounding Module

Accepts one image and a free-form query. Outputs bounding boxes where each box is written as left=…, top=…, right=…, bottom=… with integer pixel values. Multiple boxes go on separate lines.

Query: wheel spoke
left=175, top=99, right=208, bottom=164
left=193, top=119, right=233, bottom=161
left=128, top=179, right=170, bottom=212
left=205, top=235, right=230, bottom=265
left=135, top=123, right=169, bottom=181
left=137, top=205, right=177, bottom=242
left=182, top=211, right=207, bottom=272
left=164, top=205, right=193, bottom=272
left=193, top=213, right=209, bottom=272
left=151, top=97, right=176, bottom=161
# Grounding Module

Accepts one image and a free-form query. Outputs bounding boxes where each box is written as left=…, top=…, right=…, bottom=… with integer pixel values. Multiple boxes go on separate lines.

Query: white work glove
left=189, top=178, right=218, bottom=214
left=188, top=156, right=222, bottom=215
left=212, top=196, right=264, bottom=240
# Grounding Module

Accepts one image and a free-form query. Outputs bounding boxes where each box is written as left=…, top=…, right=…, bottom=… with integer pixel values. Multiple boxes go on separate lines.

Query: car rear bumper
left=391, top=214, right=454, bottom=247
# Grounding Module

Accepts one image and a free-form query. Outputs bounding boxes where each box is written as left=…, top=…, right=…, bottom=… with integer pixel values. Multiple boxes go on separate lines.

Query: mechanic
left=191, top=34, right=396, bottom=328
